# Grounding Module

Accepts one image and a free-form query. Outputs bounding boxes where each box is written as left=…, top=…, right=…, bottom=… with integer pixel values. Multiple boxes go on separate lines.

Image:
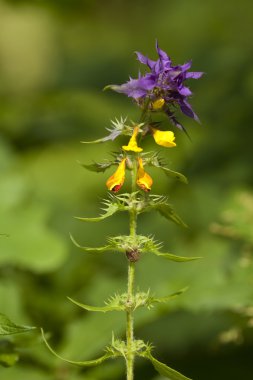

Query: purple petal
left=179, top=99, right=200, bottom=122
left=178, top=86, right=192, bottom=96
left=110, top=74, right=156, bottom=99
left=155, top=40, right=171, bottom=70
left=186, top=71, right=204, bottom=79
left=135, top=51, right=156, bottom=70
left=180, top=61, right=192, bottom=72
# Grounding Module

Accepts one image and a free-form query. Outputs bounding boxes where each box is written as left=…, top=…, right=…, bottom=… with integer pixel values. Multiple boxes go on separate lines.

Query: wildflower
left=122, top=126, right=143, bottom=152
left=106, top=158, right=126, bottom=192
left=110, top=41, right=203, bottom=131
left=151, top=127, right=176, bottom=148
left=136, top=158, right=153, bottom=192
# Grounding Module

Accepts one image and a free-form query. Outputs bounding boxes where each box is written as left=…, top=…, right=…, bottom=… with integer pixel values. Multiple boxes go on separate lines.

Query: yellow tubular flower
left=122, top=126, right=143, bottom=152
left=152, top=98, right=165, bottom=110
left=151, top=127, right=176, bottom=147
left=106, top=158, right=126, bottom=192
left=136, top=158, right=153, bottom=192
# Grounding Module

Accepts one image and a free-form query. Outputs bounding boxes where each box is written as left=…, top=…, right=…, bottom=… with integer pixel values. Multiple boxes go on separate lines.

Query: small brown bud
left=126, top=249, right=140, bottom=262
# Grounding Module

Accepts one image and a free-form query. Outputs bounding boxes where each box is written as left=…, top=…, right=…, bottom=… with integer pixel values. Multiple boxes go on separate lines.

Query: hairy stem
left=126, top=156, right=138, bottom=380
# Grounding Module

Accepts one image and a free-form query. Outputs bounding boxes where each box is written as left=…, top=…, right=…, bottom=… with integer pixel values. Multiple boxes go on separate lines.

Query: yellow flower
left=122, top=126, right=143, bottom=152
left=151, top=127, right=176, bottom=147
left=136, top=158, right=153, bottom=192
left=152, top=98, right=165, bottom=110
left=106, top=158, right=126, bottom=192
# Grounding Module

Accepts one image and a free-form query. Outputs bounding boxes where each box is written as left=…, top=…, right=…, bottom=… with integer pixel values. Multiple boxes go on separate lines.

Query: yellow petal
left=106, top=158, right=126, bottom=192
left=136, top=158, right=153, bottom=192
left=151, top=127, right=176, bottom=147
left=152, top=98, right=165, bottom=110
left=122, top=126, right=143, bottom=152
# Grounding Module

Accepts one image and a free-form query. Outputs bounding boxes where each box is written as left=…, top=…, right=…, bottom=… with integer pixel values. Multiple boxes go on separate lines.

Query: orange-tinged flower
left=151, top=127, right=176, bottom=147
left=122, top=126, right=143, bottom=152
left=106, top=158, right=126, bottom=192
left=137, top=158, right=153, bottom=192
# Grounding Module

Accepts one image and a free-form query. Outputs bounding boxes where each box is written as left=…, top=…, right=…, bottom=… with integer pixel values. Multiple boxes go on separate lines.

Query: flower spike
left=137, top=158, right=153, bottom=192
left=122, top=126, right=143, bottom=152
left=106, top=158, right=126, bottom=192
left=151, top=127, right=176, bottom=148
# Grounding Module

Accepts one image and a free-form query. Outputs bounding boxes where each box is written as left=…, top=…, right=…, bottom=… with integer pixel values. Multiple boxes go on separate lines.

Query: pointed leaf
left=159, top=166, right=188, bottom=184
left=81, top=117, right=130, bottom=144
left=0, top=314, right=36, bottom=336
left=156, top=203, right=187, bottom=228
left=75, top=203, right=120, bottom=222
left=150, top=288, right=188, bottom=305
left=151, top=250, right=201, bottom=262
left=41, top=329, right=113, bottom=367
left=70, top=234, right=112, bottom=254
left=144, top=351, right=192, bottom=380
left=79, top=161, right=115, bottom=173
left=67, top=297, right=125, bottom=313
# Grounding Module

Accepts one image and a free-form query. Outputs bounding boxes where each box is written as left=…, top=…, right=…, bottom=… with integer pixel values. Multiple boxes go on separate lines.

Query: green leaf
left=67, top=297, right=125, bottom=313
left=81, top=117, right=131, bottom=144
left=75, top=203, right=120, bottom=222
left=149, top=288, right=188, bottom=306
left=151, top=250, right=201, bottom=262
left=159, top=166, right=188, bottom=184
left=41, top=329, right=114, bottom=367
left=70, top=234, right=112, bottom=253
left=157, top=204, right=187, bottom=228
left=143, top=351, right=192, bottom=380
left=143, top=152, right=188, bottom=184
left=79, top=161, right=116, bottom=173
left=0, top=314, right=35, bottom=336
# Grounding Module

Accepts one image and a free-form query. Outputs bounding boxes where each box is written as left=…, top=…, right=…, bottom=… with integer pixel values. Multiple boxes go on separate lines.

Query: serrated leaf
left=0, top=314, right=35, bottom=336
left=79, top=161, right=116, bottom=173
left=159, top=166, right=188, bottom=184
left=156, top=203, right=187, bottom=228
left=41, top=329, right=114, bottom=367
left=75, top=203, right=120, bottom=222
left=150, top=288, right=188, bottom=305
left=144, top=351, right=192, bottom=380
left=70, top=234, right=112, bottom=253
left=151, top=250, right=201, bottom=262
left=81, top=117, right=130, bottom=144
left=67, top=297, right=124, bottom=313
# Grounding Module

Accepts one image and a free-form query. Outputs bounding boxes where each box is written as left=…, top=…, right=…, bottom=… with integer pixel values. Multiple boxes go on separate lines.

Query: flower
left=122, top=126, right=143, bottom=152
left=106, top=158, right=126, bottom=192
left=151, top=127, right=176, bottom=147
left=136, top=158, right=153, bottom=192
left=110, top=41, right=203, bottom=132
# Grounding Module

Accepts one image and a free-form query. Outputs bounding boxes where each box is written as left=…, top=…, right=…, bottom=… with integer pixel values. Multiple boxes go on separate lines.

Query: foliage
left=0, top=0, right=252, bottom=379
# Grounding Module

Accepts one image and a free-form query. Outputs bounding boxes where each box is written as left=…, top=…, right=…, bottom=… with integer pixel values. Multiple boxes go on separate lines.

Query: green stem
left=126, top=156, right=138, bottom=380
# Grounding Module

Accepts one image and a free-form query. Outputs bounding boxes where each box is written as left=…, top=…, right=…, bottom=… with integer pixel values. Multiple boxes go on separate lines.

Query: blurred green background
left=0, top=0, right=253, bottom=379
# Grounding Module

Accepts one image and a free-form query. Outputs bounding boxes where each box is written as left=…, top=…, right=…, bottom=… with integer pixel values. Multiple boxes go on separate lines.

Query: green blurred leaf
left=41, top=329, right=113, bottom=367
left=75, top=202, right=121, bottom=222
left=148, top=288, right=188, bottom=307
left=70, top=234, right=112, bottom=254
left=151, top=250, right=201, bottom=262
left=0, top=314, right=35, bottom=336
left=143, top=351, right=192, bottom=380
left=67, top=297, right=124, bottom=313
left=81, top=117, right=131, bottom=144
left=80, top=161, right=116, bottom=173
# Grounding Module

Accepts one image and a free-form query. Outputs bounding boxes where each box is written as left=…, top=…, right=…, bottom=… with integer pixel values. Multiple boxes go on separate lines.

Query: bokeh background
left=0, top=0, right=253, bottom=379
